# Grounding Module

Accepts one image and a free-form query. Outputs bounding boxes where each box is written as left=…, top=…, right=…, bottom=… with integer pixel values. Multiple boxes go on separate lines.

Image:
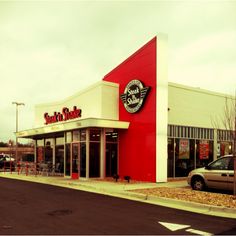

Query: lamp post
left=12, top=102, right=25, bottom=162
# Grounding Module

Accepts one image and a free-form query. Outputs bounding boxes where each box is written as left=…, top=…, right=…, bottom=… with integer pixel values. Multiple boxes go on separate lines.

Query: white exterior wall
left=34, top=81, right=119, bottom=128
left=168, top=83, right=232, bottom=129
left=156, top=33, right=168, bottom=183
left=101, top=82, right=119, bottom=119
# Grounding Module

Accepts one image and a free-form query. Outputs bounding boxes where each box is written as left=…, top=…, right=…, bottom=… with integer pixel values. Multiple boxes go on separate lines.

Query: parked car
left=0, top=154, right=15, bottom=170
left=187, top=155, right=235, bottom=191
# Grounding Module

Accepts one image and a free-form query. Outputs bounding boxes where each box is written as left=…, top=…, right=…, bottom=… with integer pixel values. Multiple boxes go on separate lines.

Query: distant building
left=0, top=146, right=34, bottom=161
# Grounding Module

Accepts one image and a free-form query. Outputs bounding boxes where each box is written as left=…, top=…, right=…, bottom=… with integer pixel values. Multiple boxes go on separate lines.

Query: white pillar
left=86, top=129, right=90, bottom=178
left=34, top=140, right=37, bottom=163
left=63, top=132, right=66, bottom=177
left=52, top=138, right=56, bottom=166
left=100, top=129, right=105, bottom=178
left=213, top=129, right=218, bottom=160
left=156, top=33, right=168, bottom=183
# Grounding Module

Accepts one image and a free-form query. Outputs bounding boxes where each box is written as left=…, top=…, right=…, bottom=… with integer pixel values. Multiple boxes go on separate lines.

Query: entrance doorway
left=55, top=145, right=64, bottom=174
left=106, top=143, right=118, bottom=177
left=89, top=143, right=100, bottom=177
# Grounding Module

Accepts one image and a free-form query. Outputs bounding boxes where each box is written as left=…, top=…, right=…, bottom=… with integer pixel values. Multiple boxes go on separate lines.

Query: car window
left=228, top=157, right=234, bottom=170
left=210, top=157, right=231, bottom=170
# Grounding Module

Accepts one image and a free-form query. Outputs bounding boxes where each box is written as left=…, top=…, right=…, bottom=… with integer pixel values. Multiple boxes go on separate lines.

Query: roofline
left=17, top=118, right=130, bottom=139
left=36, top=81, right=119, bottom=108
left=103, top=36, right=157, bottom=80
left=168, top=82, right=235, bottom=99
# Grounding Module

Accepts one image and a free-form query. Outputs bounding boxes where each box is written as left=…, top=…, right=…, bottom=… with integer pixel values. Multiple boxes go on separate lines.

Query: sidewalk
left=0, top=172, right=235, bottom=219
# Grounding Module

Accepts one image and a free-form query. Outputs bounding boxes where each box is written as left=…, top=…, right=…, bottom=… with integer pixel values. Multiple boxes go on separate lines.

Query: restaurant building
left=17, top=35, right=233, bottom=182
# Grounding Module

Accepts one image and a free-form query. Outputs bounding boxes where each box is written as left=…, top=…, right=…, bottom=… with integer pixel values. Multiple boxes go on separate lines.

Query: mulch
left=129, top=187, right=236, bottom=209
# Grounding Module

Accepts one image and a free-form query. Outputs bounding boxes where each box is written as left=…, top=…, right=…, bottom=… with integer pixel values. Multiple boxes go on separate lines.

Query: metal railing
left=1, top=161, right=63, bottom=177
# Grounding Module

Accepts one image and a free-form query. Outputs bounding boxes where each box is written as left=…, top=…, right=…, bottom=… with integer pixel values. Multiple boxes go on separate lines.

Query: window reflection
left=106, top=130, right=118, bottom=142
left=168, top=138, right=214, bottom=178
left=90, top=129, right=100, bottom=142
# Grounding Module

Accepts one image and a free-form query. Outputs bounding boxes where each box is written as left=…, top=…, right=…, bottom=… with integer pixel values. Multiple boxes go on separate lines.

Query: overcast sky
left=0, top=0, right=236, bottom=143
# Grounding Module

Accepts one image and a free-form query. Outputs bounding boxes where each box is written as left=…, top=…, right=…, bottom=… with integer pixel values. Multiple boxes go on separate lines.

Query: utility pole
left=12, top=102, right=25, bottom=162
left=234, top=97, right=236, bottom=196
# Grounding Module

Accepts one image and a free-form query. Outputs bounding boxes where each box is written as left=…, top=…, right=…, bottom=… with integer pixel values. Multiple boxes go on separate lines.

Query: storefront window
left=175, top=139, right=194, bottom=177
left=218, top=141, right=233, bottom=156
left=66, top=132, right=72, bottom=143
left=90, top=129, right=101, bottom=142
left=45, top=138, right=53, bottom=164
left=45, top=138, right=53, bottom=147
left=72, top=143, right=79, bottom=175
left=189, top=139, right=195, bottom=171
left=168, top=125, right=215, bottom=178
left=89, top=142, right=100, bottom=177
left=36, top=139, right=44, bottom=163
left=196, top=140, right=213, bottom=168
left=89, top=129, right=101, bottom=177
left=55, top=145, right=64, bottom=174
left=106, top=129, right=118, bottom=142
left=80, top=129, right=86, bottom=142
left=167, top=138, right=174, bottom=178
left=45, top=146, right=53, bottom=164
left=106, top=143, right=118, bottom=177
left=67, top=129, right=87, bottom=178
left=36, top=147, right=44, bottom=163
left=56, top=137, right=64, bottom=146
left=36, top=139, right=44, bottom=147
left=73, top=130, right=80, bottom=142
left=80, top=142, right=86, bottom=177
left=65, top=144, right=71, bottom=176
left=105, top=129, right=118, bottom=177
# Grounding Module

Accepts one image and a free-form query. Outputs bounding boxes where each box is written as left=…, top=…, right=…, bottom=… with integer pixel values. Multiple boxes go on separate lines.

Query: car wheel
left=191, top=177, right=205, bottom=191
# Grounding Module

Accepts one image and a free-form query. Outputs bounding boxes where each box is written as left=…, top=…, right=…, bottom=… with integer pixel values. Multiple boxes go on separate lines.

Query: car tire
left=191, top=177, right=205, bottom=191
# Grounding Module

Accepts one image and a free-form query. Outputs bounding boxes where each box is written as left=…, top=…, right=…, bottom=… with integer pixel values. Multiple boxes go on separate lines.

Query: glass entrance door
left=106, top=143, right=118, bottom=177
left=72, top=143, right=79, bottom=179
left=89, top=142, right=100, bottom=177
left=55, top=145, right=64, bottom=175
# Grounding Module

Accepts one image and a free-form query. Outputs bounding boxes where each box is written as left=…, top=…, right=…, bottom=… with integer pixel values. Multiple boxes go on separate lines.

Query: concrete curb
left=116, top=190, right=236, bottom=219
left=63, top=181, right=236, bottom=219
left=80, top=183, right=236, bottom=219
left=1, top=173, right=236, bottom=219
left=149, top=195, right=236, bottom=217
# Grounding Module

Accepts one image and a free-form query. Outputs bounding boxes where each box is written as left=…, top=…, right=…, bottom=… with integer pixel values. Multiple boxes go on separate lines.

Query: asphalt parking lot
left=1, top=177, right=236, bottom=235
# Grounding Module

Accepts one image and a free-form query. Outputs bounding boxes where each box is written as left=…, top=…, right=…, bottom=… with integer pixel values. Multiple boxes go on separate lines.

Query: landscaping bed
left=129, top=187, right=236, bottom=209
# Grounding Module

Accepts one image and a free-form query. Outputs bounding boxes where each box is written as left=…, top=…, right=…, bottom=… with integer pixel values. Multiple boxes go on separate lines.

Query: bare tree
left=212, top=94, right=236, bottom=195
left=225, top=96, right=236, bottom=196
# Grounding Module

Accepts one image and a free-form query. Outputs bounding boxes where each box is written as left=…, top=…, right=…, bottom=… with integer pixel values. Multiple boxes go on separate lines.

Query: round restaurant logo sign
left=120, top=80, right=150, bottom=113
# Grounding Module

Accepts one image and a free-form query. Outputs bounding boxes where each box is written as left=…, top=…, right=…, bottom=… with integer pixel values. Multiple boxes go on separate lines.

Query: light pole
left=12, top=102, right=25, bottom=162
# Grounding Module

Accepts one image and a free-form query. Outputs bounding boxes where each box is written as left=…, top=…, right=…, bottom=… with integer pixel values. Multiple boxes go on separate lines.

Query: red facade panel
left=103, top=37, right=157, bottom=182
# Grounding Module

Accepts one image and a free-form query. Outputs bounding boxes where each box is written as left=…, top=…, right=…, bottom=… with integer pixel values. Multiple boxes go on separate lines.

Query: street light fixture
left=12, top=102, right=25, bottom=162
